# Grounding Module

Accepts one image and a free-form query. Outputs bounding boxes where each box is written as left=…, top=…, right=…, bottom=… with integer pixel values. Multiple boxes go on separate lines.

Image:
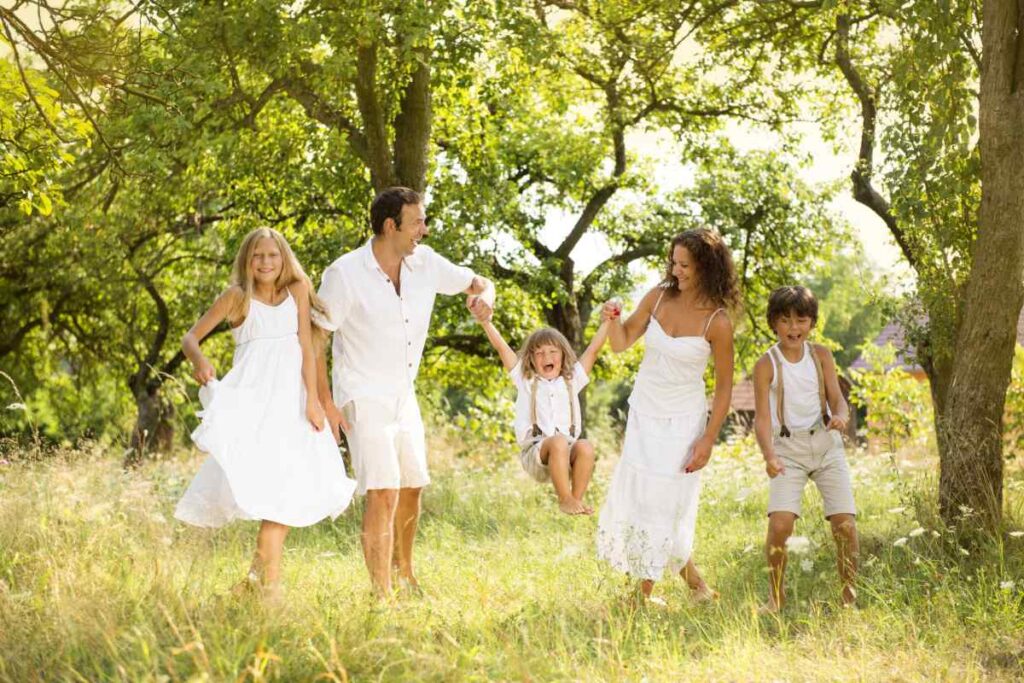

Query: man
left=317, top=186, right=495, bottom=597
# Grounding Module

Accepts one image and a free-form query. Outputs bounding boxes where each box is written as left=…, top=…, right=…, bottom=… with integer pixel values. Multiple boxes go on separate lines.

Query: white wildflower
left=888, top=506, right=907, bottom=514
left=5, top=402, right=26, bottom=411
left=893, top=537, right=908, bottom=547
left=1000, top=580, right=1016, bottom=591
left=558, top=544, right=583, bottom=560
left=959, top=547, right=970, bottom=556
left=909, top=527, right=926, bottom=538
left=787, top=536, right=812, bottom=554
left=1009, top=531, right=1024, bottom=538
left=932, top=530, right=941, bottom=538
left=800, top=558, right=814, bottom=573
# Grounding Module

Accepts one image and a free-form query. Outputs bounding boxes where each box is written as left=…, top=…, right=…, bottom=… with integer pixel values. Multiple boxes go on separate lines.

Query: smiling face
left=670, top=245, right=700, bottom=293
left=531, top=343, right=564, bottom=380
left=250, top=236, right=283, bottom=286
left=390, top=202, right=429, bottom=257
left=772, top=311, right=815, bottom=352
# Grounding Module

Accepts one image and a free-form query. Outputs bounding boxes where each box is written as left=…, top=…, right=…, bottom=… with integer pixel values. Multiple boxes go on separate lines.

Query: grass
left=1, top=432, right=1023, bottom=682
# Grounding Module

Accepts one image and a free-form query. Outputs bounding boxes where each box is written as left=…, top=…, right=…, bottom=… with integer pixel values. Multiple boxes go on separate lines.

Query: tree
left=715, top=0, right=1021, bottom=527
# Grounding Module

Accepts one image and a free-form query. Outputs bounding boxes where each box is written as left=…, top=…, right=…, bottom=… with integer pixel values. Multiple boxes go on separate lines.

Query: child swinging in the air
left=469, top=299, right=608, bottom=515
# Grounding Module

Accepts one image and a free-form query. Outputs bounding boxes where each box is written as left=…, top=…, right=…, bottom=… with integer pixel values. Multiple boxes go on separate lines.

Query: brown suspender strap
left=770, top=343, right=830, bottom=438
left=809, top=344, right=830, bottom=426
left=768, top=346, right=790, bottom=437
left=529, top=376, right=576, bottom=439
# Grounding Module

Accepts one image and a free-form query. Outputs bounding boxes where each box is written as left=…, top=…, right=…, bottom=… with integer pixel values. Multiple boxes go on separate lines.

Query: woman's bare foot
left=691, top=584, right=719, bottom=604
left=558, top=497, right=588, bottom=515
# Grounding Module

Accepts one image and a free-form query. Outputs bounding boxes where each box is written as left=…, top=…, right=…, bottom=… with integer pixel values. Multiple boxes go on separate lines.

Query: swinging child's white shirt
left=510, top=360, right=589, bottom=448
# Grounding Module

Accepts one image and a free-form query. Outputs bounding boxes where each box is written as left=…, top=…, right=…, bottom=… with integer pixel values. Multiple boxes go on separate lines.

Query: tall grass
left=0, top=435, right=1022, bottom=681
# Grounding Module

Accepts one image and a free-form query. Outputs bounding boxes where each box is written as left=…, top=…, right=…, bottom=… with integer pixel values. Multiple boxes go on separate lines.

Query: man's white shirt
left=318, top=239, right=474, bottom=408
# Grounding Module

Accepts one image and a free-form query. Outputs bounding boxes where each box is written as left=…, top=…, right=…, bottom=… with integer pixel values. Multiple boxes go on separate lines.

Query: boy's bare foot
left=758, top=594, right=782, bottom=615
left=559, top=497, right=587, bottom=515
left=841, top=584, right=857, bottom=607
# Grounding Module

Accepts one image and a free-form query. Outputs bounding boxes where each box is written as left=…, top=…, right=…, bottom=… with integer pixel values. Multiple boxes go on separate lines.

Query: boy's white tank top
left=768, top=342, right=822, bottom=431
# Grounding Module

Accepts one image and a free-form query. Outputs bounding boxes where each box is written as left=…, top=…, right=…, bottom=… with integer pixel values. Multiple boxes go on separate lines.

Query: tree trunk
left=126, top=389, right=174, bottom=467
left=938, top=0, right=1024, bottom=527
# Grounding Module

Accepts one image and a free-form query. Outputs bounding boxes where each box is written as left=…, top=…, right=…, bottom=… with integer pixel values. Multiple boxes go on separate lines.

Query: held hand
left=765, top=455, right=786, bottom=478
left=827, top=415, right=848, bottom=433
left=684, top=435, right=713, bottom=473
left=467, top=297, right=493, bottom=323
left=306, top=399, right=326, bottom=432
left=600, top=299, right=623, bottom=322
left=192, top=356, right=216, bottom=385
left=324, top=402, right=350, bottom=444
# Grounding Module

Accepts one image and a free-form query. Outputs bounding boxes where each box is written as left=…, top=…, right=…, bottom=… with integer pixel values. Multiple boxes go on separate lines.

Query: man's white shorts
left=342, top=393, right=428, bottom=495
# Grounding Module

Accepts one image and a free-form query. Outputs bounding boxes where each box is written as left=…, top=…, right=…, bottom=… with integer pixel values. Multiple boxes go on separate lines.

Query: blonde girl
left=470, top=301, right=608, bottom=515
left=175, top=227, right=355, bottom=600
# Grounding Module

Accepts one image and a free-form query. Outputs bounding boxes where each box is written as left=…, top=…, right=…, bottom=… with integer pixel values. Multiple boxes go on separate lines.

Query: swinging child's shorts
left=519, top=433, right=578, bottom=483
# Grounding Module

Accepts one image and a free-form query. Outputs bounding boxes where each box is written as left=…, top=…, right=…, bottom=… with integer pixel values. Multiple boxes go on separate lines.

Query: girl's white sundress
left=175, top=291, right=356, bottom=528
left=597, top=294, right=718, bottom=580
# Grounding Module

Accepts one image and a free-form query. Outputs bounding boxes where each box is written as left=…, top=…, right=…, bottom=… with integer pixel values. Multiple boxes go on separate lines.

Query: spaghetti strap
left=702, top=307, right=725, bottom=339
left=651, top=288, right=667, bottom=317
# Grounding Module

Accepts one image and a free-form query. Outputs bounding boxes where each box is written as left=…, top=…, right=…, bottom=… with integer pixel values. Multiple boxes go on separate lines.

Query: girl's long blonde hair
left=516, top=327, right=578, bottom=381
left=228, top=227, right=332, bottom=346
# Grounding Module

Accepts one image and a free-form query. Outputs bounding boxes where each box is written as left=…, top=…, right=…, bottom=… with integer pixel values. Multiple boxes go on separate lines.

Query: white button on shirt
left=318, top=240, right=475, bottom=408
left=510, top=360, right=590, bottom=447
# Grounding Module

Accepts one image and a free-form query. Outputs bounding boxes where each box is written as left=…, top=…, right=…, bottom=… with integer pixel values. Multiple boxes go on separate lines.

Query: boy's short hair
left=767, top=286, right=818, bottom=327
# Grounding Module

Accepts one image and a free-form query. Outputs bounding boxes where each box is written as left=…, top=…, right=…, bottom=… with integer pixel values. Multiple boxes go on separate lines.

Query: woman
left=596, top=229, right=738, bottom=604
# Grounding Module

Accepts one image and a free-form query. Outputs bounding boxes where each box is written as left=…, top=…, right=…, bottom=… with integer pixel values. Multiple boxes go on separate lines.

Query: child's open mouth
left=544, top=363, right=556, bottom=373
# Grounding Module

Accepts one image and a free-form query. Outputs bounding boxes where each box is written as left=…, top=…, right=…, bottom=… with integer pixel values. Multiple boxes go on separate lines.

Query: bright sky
left=540, top=121, right=911, bottom=292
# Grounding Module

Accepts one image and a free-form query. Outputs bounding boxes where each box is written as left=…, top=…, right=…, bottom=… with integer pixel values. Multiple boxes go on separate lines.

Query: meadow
left=1, top=431, right=1023, bottom=682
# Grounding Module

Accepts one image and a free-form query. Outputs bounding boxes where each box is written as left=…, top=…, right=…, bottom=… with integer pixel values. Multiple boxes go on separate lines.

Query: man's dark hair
left=370, top=187, right=422, bottom=235
left=767, top=286, right=818, bottom=327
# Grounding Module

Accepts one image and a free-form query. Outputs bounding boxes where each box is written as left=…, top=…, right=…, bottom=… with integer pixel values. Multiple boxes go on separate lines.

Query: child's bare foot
left=758, top=593, right=782, bottom=615
left=558, top=497, right=588, bottom=515
left=841, top=584, right=857, bottom=607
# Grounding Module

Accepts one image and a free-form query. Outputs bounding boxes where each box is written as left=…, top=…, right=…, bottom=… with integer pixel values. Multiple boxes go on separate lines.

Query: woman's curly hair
left=660, top=228, right=741, bottom=311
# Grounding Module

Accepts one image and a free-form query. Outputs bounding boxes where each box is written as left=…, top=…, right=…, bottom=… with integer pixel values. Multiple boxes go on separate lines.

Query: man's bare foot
left=559, top=497, right=587, bottom=515
left=397, top=574, right=423, bottom=597
left=841, top=584, right=857, bottom=607
left=262, top=581, right=284, bottom=607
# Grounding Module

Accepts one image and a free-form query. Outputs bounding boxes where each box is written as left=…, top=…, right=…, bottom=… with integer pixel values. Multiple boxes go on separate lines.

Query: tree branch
left=834, top=12, right=919, bottom=271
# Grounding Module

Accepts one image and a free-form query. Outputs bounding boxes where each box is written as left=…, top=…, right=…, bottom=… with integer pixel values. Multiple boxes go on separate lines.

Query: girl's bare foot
left=229, top=570, right=259, bottom=598
left=841, top=584, right=857, bottom=607
left=558, top=497, right=587, bottom=515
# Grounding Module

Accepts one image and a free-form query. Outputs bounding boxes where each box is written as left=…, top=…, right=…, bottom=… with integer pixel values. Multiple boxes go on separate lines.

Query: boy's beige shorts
left=768, top=427, right=856, bottom=519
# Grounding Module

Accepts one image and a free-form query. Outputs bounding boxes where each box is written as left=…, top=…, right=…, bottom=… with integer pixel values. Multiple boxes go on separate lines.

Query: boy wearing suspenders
left=752, top=286, right=859, bottom=613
